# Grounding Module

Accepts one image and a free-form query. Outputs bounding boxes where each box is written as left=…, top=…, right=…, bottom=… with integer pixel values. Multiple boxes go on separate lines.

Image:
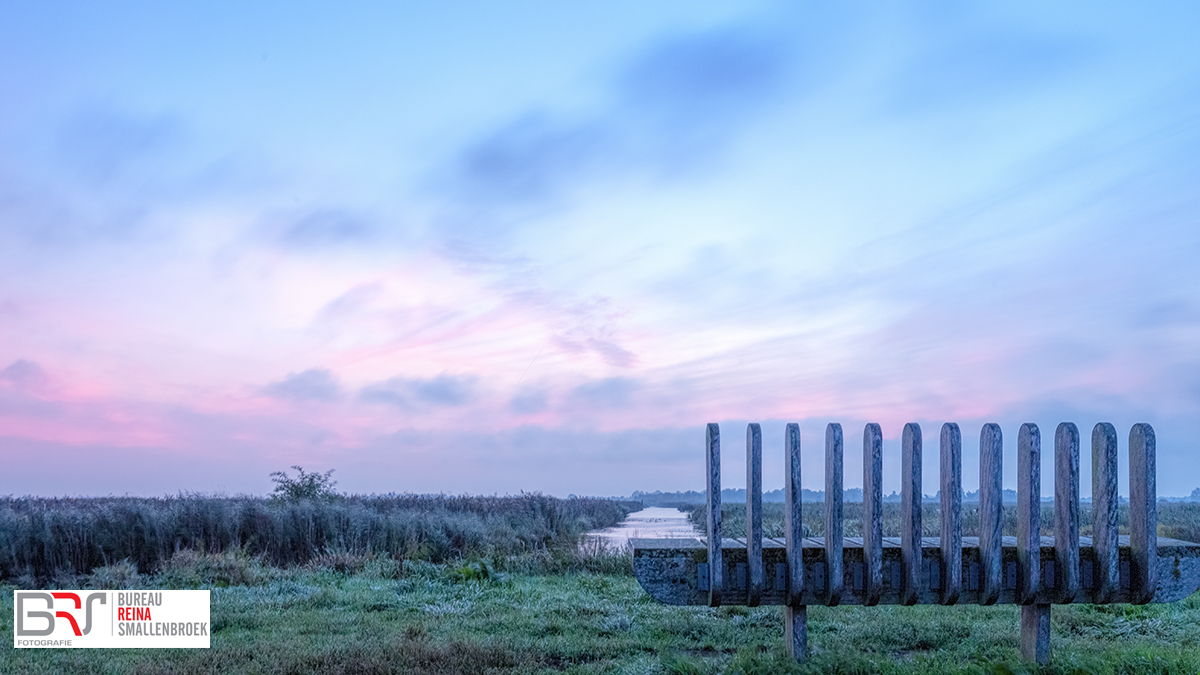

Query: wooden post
left=746, top=424, right=763, bottom=607
left=706, top=423, right=722, bottom=607
left=1091, top=423, right=1119, bottom=603
left=1017, top=423, right=1047, bottom=664
left=901, top=423, right=922, bottom=606
left=863, top=423, right=883, bottom=606
left=1054, top=423, right=1080, bottom=603
left=785, top=606, right=807, bottom=661
left=784, top=423, right=806, bottom=661
left=940, top=423, right=962, bottom=605
left=825, top=423, right=843, bottom=606
left=979, top=423, right=1003, bottom=605
left=1021, top=604, right=1051, bottom=665
left=1130, top=423, right=1156, bottom=605
left=1017, top=423, right=1042, bottom=605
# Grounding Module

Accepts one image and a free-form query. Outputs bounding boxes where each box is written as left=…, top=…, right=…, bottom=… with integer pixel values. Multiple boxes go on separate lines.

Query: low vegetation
left=2, top=485, right=1198, bottom=673
left=2, top=548, right=1198, bottom=674
left=0, top=492, right=637, bottom=584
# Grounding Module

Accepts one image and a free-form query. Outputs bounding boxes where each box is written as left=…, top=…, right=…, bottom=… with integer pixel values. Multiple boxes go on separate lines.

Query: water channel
left=583, top=506, right=700, bottom=547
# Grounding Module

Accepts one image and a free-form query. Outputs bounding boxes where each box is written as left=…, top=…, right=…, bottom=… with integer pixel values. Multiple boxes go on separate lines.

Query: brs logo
left=15, top=592, right=107, bottom=636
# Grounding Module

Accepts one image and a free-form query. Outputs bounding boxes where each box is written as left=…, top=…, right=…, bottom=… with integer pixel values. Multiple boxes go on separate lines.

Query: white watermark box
left=14, top=590, right=210, bottom=648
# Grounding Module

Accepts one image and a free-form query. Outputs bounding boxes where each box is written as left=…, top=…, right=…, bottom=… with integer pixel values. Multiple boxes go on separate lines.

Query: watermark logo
left=14, top=590, right=209, bottom=648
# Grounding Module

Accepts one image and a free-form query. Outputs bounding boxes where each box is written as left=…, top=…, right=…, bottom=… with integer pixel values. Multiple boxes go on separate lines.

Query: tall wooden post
left=1055, top=423, right=1080, bottom=604
left=706, top=423, right=722, bottom=607
left=979, top=423, right=1003, bottom=605
left=1018, top=423, right=1048, bottom=664
left=940, top=423, right=962, bottom=605
left=1130, top=424, right=1156, bottom=605
left=863, top=423, right=883, bottom=606
left=1091, top=423, right=1119, bottom=603
left=746, top=424, right=763, bottom=607
left=784, top=423, right=806, bottom=661
left=901, top=423, right=922, bottom=606
left=825, top=423, right=844, bottom=606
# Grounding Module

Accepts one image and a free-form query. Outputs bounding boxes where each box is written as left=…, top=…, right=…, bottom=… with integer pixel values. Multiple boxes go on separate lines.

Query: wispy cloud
left=885, top=24, right=1100, bottom=113
left=275, top=208, right=377, bottom=248
left=569, top=377, right=640, bottom=410
left=435, top=24, right=797, bottom=246
left=0, top=359, right=49, bottom=391
left=360, top=374, right=479, bottom=409
left=509, top=388, right=549, bottom=415
left=55, top=108, right=184, bottom=187
left=262, top=369, right=343, bottom=403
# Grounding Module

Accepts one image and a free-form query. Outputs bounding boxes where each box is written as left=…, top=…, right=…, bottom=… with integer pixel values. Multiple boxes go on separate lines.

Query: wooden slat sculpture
left=632, top=422, right=1200, bottom=664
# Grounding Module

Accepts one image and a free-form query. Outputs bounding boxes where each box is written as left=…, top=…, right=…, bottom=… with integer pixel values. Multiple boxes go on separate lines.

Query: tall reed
left=0, top=493, right=637, bottom=582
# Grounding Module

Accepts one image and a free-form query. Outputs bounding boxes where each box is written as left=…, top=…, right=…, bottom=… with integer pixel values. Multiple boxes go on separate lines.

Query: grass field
left=3, top=499, right=1199, bottom=674
left=3, top=547, right=1199, bottom=675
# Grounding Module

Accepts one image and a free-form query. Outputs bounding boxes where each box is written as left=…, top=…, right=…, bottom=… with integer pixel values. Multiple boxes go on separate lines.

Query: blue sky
left=1, top=2, right=1199, bottom=498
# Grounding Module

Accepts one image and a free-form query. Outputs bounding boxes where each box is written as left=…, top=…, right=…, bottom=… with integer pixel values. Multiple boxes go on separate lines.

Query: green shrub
left=269, top=466, right=339, bottom=502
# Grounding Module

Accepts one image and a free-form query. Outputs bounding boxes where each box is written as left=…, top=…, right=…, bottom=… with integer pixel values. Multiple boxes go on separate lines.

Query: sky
left=1, top=2, right=1199, bottom=498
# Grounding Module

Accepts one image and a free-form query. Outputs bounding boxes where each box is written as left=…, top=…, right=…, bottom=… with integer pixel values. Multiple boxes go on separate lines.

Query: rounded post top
left=903, top=422, right=921, bottom=443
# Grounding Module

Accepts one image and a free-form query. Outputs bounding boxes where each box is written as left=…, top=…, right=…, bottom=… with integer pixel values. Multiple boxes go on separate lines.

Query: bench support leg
left=1020, top=603, right=1050, bottom=664
left=785, top=605, right=807, bottom=661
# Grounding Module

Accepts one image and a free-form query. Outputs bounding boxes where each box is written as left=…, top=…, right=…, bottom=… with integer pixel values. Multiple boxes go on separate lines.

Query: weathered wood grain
left=901, top=423, right=922, bottom=606
left=1021, top=603, right=1051, bottom=665
left=1091, top=422, right=1119, bottom=603
left=825, top=423, right=844, bottom=607
left=1130, top=423, right=1157, bottom=605
left=979, top=423, right=1003, bottom=605
left=940, top=423, right=962, bottom=605
left=706, top=422, right=722, bottom=607
left=1017, top=423, right=1041, bottom=605
left=746, top=423, right=763, bottom=607
left=863, top=423, right=884, bottom=606
left=1054, top=423, right=1080, bottom=603
left=784, top=423, right=804, bottom=607
left=786, top=605, right=807, bottom=661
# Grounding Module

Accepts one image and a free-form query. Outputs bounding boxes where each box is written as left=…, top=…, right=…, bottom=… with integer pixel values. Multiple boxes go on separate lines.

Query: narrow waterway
left=583, top=506, right=700, bottom=547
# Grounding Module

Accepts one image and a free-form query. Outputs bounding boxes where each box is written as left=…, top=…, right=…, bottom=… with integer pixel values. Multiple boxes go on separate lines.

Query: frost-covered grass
left=3, top=549, right=1198, bottom=674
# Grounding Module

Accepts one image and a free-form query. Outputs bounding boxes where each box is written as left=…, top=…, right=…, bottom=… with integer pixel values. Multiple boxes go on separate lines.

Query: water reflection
left=584, top=506, right=699, bottom=547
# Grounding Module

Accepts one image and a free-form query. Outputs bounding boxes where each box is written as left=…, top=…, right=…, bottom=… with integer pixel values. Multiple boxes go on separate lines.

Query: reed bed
left=0, top=493, right=638, bottom=582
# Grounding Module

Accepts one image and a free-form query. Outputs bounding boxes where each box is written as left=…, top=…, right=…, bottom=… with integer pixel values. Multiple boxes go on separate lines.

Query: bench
left=632, top=422, right=1200, bottom=663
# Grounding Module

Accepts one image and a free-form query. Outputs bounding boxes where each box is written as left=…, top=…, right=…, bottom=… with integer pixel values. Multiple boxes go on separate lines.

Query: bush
left=269, top=466, right=339, bottom=501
